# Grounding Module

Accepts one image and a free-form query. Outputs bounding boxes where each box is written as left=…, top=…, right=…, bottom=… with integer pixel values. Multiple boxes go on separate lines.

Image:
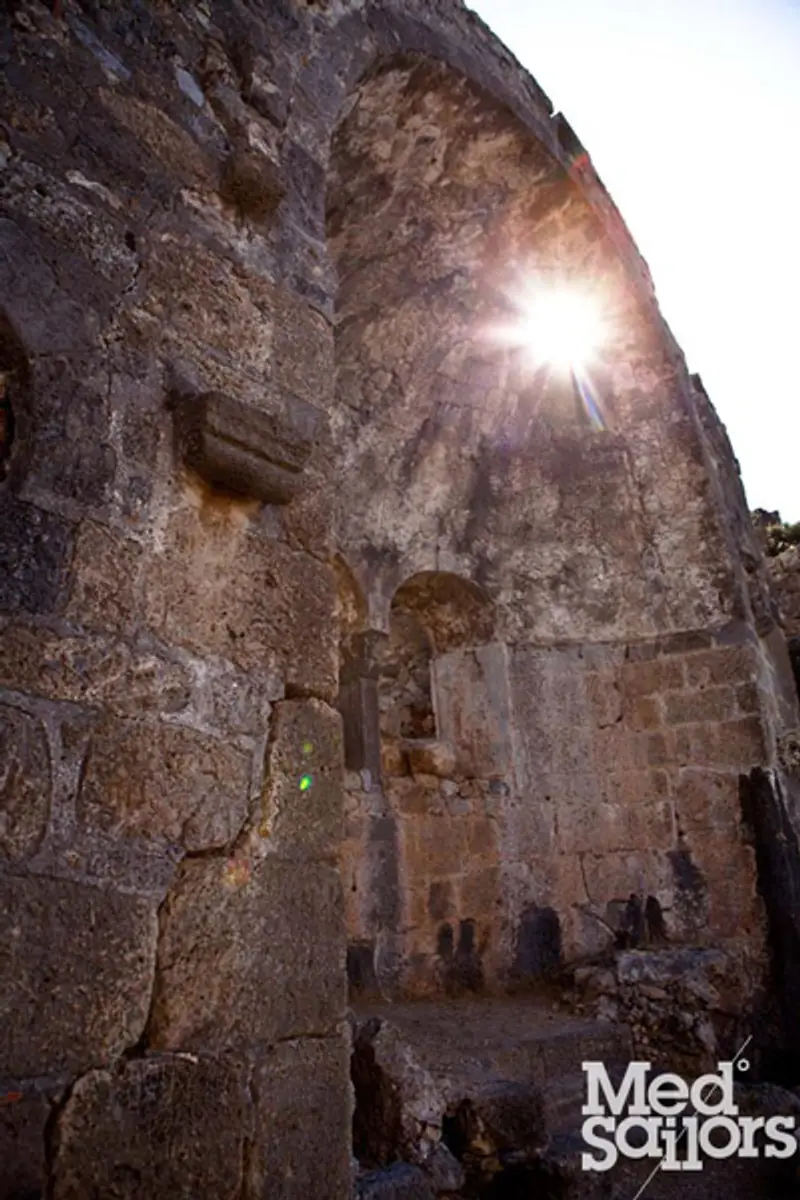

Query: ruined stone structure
left=770, top=548, right=800, bottom=640
left=2, top=1, right=800, bottom=1196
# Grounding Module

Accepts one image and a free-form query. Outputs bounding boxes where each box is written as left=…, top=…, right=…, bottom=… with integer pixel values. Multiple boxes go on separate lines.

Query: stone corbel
left=173, top=387, right=319, bottom=505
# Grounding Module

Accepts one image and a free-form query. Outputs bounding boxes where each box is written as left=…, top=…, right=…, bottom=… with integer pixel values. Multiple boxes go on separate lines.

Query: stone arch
left=390, top=571, right=495, bottom=655
left=378, top=571, right=496, bottom=774
left=324, top=52, right=687, bottom=651
left=323, top=44, right=756, bottom=992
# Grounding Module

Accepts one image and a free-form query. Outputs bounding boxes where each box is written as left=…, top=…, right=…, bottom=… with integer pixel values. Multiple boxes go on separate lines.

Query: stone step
left=354, top=997, right=632, bottom=1099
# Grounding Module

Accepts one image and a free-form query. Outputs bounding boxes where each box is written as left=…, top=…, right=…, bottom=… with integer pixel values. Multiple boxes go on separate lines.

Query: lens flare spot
left=299, top=773, right=313, bottom=792
left=491, top=280, right=611, bottom=374
left=302, top=740, right=314, bottom=756
left=574, top=367, right=608, bottom=431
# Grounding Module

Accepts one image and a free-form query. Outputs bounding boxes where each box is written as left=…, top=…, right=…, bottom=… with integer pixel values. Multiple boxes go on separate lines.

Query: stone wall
left=2, top=0, right=800, bottom=1195
left=769, top=546, right=800, bottom=639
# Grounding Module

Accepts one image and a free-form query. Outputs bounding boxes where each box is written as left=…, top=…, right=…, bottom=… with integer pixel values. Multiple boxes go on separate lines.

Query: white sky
left=469, top=0, right=800, bottom=521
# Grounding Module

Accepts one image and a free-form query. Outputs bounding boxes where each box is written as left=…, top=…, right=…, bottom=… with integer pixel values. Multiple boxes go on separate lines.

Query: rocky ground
left=349, top=959, right=800, bottom=1199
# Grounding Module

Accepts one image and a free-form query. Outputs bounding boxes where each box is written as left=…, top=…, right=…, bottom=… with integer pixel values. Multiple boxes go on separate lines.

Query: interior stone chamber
left=1, top=1, right=799, bottom=1196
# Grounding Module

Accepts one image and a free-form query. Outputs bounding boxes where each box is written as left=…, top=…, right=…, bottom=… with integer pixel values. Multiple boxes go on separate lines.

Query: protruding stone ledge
left=173, top=388, right=319, bottom=504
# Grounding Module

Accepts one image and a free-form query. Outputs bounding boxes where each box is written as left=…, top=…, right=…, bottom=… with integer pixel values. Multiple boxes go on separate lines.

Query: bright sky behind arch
left=469, top=0, right=800, bottom=522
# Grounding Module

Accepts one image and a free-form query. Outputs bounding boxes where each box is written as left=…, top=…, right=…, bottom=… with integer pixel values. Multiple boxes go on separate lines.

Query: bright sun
left=496, top=281, right=609, bottom=373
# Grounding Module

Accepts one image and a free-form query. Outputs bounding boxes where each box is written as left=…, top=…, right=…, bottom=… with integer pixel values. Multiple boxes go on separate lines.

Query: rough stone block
left=0, top=624, right=192, bottom=718
left=433, top=645, right=513, bottom=779
left=279, top=455, right=336, bottom=557
left=51, top=1055, right=248, bottom=1200
left=624, top=693, right=662, bottom=732
left=248, top=1033, right=352, bottom=1200
left=0, top=703, right=50, bottom=861
left=352, top=1017, right=445, bottom=1165
left=260, top=698, right=343, bottom=858
left=65, top=520, right=143, bottom=635
left=579, top=851, right=674, bottom=914
left=175, top=388, right=320, bottom=505
left=663, top=685, right=737, bottom=725
left=220, top=140, right=285, bottom=221
left=0, top=496, right=74, bottom=616
left=621, top=656, right=685, bottom=696
left=557, top=773, right=674, bottom=855
left=460, top=867, right=500, bottom=916
left=21, top=362, right=116, bottom=511
left=405, top=816, right=467, bottom=878
left=148, top=856, right=345, bottom=1053
left=97, top=89, right=216, bottom=190
left=79, top=715, right=252, bottom=852
left=675, top=717, right=767, bottom=770
left=390, top=776, right=438, bottom=816
left=450, top=1077, right=547, bottom=1159
left=140, top=504, right=337, bottom=698
left=585, top=669, right=623, bottom=728
left=591, top=728, right=649, bottom=774
left=674, top=769, right=742, bottom=838
left=139, top=238, right=274, bottom=377
left=0, top=875, right=157, bottom=1078
left=683, top=644, right=757, bottom=689
left=509, top=651, right=597, bottom=785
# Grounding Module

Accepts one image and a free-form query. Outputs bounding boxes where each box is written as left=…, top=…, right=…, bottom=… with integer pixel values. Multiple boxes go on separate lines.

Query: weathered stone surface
left=220, top=140, right=285, bottom=222
left=448, top=1078, right=547, bottom=1160
left=356, top=1163, right=435, bottom=1200
left=405, top=740, right=457, bottom=780
left=247, top=1033, right=352, bottom=1200
left=148, top=856, right=345, bottom=1053
left=352, top=1017, right=446, bottom=1166
left=271, top=272, right=335, bottom=403
left=0, top=703, right=50, bottom=860
left=64, top=521, right=143, bottom=635
left=51, top=1055, right=248, bottom=1200
left=418, top=1140, right=465, bottom=1192
left=139, top=501, right=337, bottom=698
left=78, top=714, right=252, bottom=852
left=0, top=875, right=157, bottom=1077
left=765, top=540, right=800, bottom=637
left=0, top=496, right=74, bottom=616
left=260, top=698, right=343, bottom=858
left=0, top=1077, right=60, bottom=1200
left=0, top=624, right=192, bottom=717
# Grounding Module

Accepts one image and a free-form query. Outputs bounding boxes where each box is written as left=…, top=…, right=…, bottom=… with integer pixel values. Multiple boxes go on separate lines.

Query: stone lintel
left=175, top=389, right=319, bottom=504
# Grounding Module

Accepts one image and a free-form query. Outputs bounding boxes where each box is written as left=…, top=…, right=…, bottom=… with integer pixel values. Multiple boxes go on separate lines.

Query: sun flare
left=496, top=281, right=609, bottom=373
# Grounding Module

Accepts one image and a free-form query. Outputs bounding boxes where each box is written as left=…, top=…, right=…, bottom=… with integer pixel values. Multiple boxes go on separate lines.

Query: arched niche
left=377, top=571, right=496, bottom=777
left=390, top=571, right=495, bottom=655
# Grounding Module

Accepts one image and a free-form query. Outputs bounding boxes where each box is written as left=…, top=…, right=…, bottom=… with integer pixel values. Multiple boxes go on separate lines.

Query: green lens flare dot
left=299, top=774, right=313, bottom=792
